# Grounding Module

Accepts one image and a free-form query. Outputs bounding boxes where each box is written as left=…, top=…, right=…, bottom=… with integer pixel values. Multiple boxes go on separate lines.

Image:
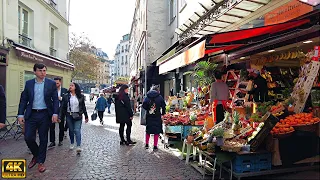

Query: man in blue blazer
left=18, top=63, right=59, bottom=173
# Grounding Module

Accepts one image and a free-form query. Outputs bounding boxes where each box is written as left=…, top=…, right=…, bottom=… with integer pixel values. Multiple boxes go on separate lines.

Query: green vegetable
left=212, top=127, right=224, bottom=137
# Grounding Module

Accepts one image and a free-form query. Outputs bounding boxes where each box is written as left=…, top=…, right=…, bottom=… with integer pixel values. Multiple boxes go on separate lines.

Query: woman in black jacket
left=59, top=82, right=88, bottom=154
left=115, top=85, right=136, bottom=145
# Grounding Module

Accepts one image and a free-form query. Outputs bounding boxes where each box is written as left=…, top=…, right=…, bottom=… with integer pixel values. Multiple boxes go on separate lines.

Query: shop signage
left=159, top=40, right=205, bottom=74
left=264, top=0, right=313, bottom=26
left=15, top=47, right=74, bottom=71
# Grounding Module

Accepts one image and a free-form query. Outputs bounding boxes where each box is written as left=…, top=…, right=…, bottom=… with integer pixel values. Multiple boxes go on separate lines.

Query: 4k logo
left=1, top=159, right=26, bottom=179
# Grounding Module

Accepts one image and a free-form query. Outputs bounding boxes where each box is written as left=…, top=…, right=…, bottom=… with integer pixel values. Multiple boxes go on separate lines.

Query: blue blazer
left=18, top=78, right=59, bottom=120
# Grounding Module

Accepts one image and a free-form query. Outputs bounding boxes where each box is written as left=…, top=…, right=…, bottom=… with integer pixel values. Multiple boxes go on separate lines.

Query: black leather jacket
left=59, top=92, right=88, bottom=120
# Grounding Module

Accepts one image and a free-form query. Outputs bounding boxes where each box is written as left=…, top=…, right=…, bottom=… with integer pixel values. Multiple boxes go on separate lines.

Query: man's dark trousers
left=49, top=119, right=64, bottom=143
left=25, top=110, right=50, bottom=163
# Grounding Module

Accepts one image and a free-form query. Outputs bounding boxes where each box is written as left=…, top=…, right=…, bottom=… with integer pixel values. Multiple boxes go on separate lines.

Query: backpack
left=147, top=96, right=160, bottom=117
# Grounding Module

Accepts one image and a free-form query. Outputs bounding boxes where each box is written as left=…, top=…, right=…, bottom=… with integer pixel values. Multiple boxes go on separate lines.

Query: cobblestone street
left=0, top=98, right=202, bottom=180
left=1, top=97, right=319, bottom=180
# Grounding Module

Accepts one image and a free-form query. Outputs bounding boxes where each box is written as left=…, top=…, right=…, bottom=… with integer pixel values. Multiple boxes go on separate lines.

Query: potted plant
left=212, top=127, right=224, bottom=146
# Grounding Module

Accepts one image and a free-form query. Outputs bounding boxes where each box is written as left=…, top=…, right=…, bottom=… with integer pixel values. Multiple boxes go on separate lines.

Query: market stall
left=166, top=17, right=320, bottom=179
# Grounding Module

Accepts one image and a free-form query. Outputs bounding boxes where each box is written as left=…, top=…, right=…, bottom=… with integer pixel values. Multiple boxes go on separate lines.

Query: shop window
left=24, top=71, right=35, bottom=83
left=18, top=6, right=32, bottom=47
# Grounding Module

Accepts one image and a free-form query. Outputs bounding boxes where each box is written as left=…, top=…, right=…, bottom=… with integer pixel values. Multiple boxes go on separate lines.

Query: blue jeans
left=107, top=103, right=111, bottom=113
left=66, top=114, right=82, bottom=146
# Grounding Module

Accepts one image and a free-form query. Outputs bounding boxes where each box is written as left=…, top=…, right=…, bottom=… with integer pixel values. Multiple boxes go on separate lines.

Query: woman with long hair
left=59, top=82, right=88, bottom=154
left=114, top=85, right=136, bottom=145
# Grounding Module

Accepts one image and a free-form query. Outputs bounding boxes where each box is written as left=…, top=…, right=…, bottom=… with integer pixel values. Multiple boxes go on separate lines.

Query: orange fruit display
left=271, top=113, right=319, bottom=136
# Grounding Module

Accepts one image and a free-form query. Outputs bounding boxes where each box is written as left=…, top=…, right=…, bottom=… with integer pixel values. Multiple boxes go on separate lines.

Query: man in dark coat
left=0, top=84, right=6, bottom=129
left=48, top=77, right=68, bottom=148
left=142, top=85, right=166, bottom=150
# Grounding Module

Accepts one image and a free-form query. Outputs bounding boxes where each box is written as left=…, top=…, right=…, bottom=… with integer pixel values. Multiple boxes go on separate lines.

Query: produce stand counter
left=190, top=148, right=319, bottom=180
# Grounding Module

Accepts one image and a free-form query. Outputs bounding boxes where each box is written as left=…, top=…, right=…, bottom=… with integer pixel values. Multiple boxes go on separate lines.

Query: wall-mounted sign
left=264, top=0, right=313, bottom=26
left=15, top=47, right=74, bottom=71
left=159, top=40, right=205, bottom=74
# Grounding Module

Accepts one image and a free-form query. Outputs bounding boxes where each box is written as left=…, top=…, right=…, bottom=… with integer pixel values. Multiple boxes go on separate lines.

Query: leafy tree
left=69, top=32, right=99, bottom=80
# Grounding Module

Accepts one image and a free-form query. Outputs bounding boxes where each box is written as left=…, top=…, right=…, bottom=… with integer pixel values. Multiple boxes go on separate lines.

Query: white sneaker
left=76, top=147, right=82, bottom=153
left=69, top=144, right=74, bottom=150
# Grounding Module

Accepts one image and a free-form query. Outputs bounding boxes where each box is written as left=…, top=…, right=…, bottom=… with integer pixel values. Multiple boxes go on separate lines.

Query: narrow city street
left=0, top=96, right=202, bottom=180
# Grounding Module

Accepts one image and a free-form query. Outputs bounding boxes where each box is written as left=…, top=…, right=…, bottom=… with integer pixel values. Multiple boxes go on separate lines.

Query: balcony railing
left=50, top=47, right=57, bottom=56
left=19, top=34, right=32, bottom=47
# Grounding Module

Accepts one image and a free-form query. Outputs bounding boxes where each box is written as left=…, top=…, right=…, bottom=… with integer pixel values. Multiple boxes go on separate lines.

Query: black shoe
left=58, top=142, right=63, bottom=146
left=120, top=141, right=127, bottom=145
left=145, top=144, right=149, bottom=149
left=126, top=141, right=137, bottom=145
left=48, top=142, right=55, bottom=148
left=153, top=146, right=158, bottom=151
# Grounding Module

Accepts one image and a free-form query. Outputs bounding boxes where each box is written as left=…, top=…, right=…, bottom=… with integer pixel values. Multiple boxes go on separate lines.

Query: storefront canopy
left=176, top=0, right=271, bottom=40
left=158, top=18, right=312, bottom=74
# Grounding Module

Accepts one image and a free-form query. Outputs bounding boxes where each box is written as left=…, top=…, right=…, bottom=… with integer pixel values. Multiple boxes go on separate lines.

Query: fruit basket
left=272, top=130, right=295, bottom=139
left=292, top=121, right=319, bottom=132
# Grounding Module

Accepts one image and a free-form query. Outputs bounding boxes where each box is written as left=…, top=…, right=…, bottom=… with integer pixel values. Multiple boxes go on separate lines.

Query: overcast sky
left=69, top=0, right=136, bottom=59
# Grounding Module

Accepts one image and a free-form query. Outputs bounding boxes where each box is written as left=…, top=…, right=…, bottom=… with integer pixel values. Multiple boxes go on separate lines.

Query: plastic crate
left=233, top=163, right=256, bottom=173
left=255, top=153, right=272, bottom=164
left=182, top=126, right=202, bottom=139
left=255, top=162, right=271, bottom=171
left=233, top=154, right=256, bottom=166
left=165, top=125, right=183, bottom=134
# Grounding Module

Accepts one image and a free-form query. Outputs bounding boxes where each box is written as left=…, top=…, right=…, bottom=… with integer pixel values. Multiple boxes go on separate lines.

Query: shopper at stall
left=210, top=71, right=229, bottom=124
left=59, top=82, right=89, bottom=154
left=142, top=85, right=166, bottom=151
left=248, top=69, right=268, bottom=103
left=114, top=85, right=136, bottom=145
left=95, top=93, right=108, bottom=125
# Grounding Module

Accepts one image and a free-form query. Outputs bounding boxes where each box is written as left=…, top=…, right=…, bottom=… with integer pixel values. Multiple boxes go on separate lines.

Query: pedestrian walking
left=107, top=95, right=114, bottom=114
left=17, top=63, right=59, bottom=173
left=89, top=93, right=94, bottom=102
left=48, top=77, right=68, bottom=148
left=142, top=85, right=166, bottom=151
left=114, top=85, right=136, bottom=145
left=59, top=82, right=89, bottom=154
left=95, top=93, right=108, bottom=125
left=0, top=84, right=6, bottom=129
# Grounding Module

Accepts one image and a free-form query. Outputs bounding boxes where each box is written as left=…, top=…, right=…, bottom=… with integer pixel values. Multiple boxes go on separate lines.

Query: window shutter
left=19, top=71, right=24, bottom=93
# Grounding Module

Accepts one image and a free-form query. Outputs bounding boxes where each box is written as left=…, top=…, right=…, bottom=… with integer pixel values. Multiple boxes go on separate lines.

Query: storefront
left=6, top=41, right=74, bottom=117
left=161, top=8, right=319, bottom=179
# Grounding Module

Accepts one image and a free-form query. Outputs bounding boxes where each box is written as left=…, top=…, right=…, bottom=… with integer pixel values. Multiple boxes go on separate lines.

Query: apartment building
left=129, top=0, right=167, bottom=95
left=114, top=34, right=130, bottom=81
left=0, top=0, right=73, bottom=117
